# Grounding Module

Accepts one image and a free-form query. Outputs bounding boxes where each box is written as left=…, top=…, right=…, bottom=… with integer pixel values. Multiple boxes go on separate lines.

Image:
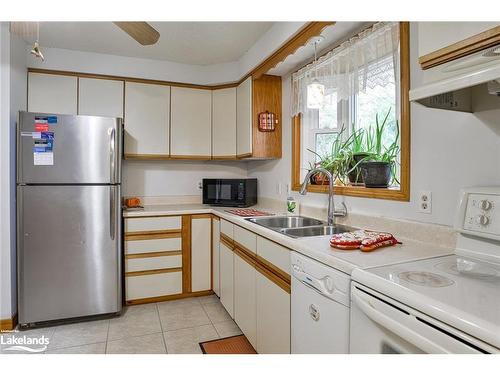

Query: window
left=291, top=22, right=410, bottom=201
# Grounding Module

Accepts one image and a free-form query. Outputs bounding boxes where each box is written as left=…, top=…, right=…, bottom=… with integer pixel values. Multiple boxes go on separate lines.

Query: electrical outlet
left=276, top=182, right=282, bottom=195
left=418, top=190, right=432, bottom=214
left=198, top=181, right=202, bottom=190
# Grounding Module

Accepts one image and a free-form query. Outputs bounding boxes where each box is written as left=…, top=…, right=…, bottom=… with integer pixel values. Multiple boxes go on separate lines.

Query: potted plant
left=358, top=109, right=400, bottom=188
left=347, top=125, right=374, bottom=185
left=306, top=125, right=356, bottom=186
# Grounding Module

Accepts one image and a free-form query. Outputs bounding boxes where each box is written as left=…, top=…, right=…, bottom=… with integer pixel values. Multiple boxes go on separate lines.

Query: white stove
left=350, top=187, right=500, bottom=354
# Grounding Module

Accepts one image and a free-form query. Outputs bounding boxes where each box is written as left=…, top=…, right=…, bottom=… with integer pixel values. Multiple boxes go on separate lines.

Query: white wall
left=123, top=160, right=248, bottom=197
left=0, top=25, right=26, bottom=320
left=247, top=22, right=500, bottom=227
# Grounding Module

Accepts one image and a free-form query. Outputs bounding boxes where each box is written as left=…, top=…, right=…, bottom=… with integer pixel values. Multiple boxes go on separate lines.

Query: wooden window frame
left=291, top=22, right=410, bottom=202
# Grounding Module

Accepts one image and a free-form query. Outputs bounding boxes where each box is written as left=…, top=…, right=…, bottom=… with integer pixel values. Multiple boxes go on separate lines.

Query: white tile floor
left=0, top=295, right=242, bottom=354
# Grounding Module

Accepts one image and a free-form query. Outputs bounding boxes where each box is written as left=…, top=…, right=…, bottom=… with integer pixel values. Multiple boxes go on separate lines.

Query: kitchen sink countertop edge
left=123, top=204, right=454, bottom=275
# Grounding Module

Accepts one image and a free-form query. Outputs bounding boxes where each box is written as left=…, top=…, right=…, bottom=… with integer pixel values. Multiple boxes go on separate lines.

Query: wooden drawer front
left=234, top=226, right=257, bottom=254
left=125, top=237, right=181, bottom=255
left=126, top=255, right=182, bottom=273
left=125, top=216, right=181, bottom=233
left=126, top=271, right=182, bottom=300
left=220, top=219, right=234, bottom=239
left=257, top=237, right=291, bottom=276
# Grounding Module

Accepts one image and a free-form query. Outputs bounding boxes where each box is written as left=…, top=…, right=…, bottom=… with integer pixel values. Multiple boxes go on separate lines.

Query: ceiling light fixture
left=30, top=23, right=44, bottom=61
left=306, top=36, right=325, bottom=109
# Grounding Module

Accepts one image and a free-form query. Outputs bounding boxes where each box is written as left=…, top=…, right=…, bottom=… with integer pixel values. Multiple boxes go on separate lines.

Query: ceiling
left=29, top=22, right=275, bottom=65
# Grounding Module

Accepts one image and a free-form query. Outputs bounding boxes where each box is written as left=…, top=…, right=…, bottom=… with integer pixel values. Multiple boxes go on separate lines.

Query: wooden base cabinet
left=234, top=251, right=257, bottom=348
left=256, top=268, right=291, bottom=354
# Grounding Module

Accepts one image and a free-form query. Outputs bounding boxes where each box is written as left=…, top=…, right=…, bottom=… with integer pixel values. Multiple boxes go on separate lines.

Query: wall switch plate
left=418, top=190, right=432, bottom=214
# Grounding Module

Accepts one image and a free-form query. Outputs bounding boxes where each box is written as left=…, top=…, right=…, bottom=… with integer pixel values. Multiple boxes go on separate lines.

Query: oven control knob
left=480, top=200, right=493, bottom=211
left=476, top=215, right=490, bottom=226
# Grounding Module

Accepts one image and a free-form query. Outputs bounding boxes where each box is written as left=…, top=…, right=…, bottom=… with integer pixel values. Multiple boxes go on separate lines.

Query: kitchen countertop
left=123, top=204, right=454, bottom=275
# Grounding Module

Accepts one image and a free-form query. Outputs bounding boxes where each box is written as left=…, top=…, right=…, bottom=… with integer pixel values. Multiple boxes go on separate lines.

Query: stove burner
left=435, top=258, right=500, bottom=279
left=398, top=271, right=455, bottom=288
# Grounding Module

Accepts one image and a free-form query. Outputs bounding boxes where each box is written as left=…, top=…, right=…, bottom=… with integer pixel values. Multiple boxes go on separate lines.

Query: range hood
left=410, top=45, right=500, bottom=112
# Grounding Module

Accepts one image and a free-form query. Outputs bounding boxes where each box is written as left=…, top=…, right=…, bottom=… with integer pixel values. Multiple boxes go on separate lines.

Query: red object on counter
left=226, top=208, right=274, bottom=217
left=330, top=230, right=401, bottom=252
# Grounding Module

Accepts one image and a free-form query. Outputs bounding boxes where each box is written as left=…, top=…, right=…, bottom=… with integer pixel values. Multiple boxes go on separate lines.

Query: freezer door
left=17, top=111, right=122, bottom=184
left=17, top=185, right=122, bottom=324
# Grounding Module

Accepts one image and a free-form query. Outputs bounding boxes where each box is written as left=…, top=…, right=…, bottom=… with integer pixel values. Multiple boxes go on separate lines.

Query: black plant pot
left=348, top=152, right=372, bottom=185
left=359, top=161, right=391, bottom=188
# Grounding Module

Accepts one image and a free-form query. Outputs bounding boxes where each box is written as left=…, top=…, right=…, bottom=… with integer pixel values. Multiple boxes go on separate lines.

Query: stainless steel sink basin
left=246, top=216, right=324, bottom=230
left=279, top=224, right=356, bottom=238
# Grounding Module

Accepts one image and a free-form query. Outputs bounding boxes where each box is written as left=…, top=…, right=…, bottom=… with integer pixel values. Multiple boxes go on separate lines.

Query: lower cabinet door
left=234, top=252, right=257, bottom=348
left=212, top=218, right=221, bottom=297
left=256, top=270, right=291, bottom=354
left=219, top=242, right=234, bottom=318
left=126, top=271, right=182, bottom=301
left=191, top=217, right=211, bottom=292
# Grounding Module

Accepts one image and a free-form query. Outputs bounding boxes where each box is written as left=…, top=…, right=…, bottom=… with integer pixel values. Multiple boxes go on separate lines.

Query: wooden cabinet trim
left=126, top=290, right=213, bottom=306
left=256, top=254, right=291, bottom=284
left=419, top=25, right=500, bottom=69
left=234, top=247, right=257, bottom=268
left=125, top=232, right=181, bottom=241
left=125, top=250, right=182, bottom=259
left=220, top=233, right=234, bottom=248
left=255, top=262, right=291, bottom=294
left=124, top=154, right=171, bottom=160
left=0, top=314, right=18, bottom=331
left=124, top=229, right=181, bottom=237
left=125, top=267, right=182, bottom=277
left=234, top=242, right=257, bottom=262
left=192, top=214, right=213, bottom=220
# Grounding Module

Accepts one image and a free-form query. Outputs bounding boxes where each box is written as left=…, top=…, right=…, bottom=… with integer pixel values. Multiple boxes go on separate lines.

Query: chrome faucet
left=300, top=167, right=347, bottom=226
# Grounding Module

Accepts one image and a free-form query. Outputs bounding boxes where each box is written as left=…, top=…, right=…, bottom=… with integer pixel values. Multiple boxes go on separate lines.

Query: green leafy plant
left=362, top=108, right=400, bottom=185
left=306, top=125, right=359, bottom=185
left=304, top=108, right=400, bottom=186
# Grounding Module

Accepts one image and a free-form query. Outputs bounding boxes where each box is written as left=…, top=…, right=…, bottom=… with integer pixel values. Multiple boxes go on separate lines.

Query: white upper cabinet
left=28, top=72, right=77, bottom=115
left=78, top=78, right=124, bottom=118
left=236, top=77, right=253, bottom=157
left=170, top=87, right=212, bottom=158
left=124, top=82, right=170, bottom=157
left=212, top=87, right=236, bottom=158
left=418, top=22, right=500, bottom=57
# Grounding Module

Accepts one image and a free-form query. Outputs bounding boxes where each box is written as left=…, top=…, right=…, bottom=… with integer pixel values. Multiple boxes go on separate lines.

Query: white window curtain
left=291, top=22, right=400, bottom=117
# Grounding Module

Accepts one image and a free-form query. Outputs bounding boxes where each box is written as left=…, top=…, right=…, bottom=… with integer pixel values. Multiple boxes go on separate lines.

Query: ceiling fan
left=113, top=22, right=160, bottom=45
left=10, top=21, right=160, bottom=48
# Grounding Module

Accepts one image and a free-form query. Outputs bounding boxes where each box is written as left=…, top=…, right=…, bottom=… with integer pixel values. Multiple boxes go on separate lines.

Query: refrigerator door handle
left=109, top=128, right=116, bottom=183
left=110, top=186, right=115, bottom=241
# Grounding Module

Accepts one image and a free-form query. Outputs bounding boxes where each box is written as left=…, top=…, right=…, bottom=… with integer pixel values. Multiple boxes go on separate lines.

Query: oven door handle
left=352, top=288, right=450, bottom=354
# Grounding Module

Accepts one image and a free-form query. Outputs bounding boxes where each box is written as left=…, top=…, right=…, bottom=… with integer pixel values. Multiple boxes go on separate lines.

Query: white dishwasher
left=291, top=252, right=351, bottom=353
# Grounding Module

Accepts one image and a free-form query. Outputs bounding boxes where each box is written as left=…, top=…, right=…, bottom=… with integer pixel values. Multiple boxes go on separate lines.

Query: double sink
left=245, top=216, right=355, bottom=238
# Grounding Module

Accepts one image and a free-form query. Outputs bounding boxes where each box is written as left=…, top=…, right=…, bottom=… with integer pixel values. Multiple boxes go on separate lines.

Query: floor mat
left=200, top=335, right=257, bottom=354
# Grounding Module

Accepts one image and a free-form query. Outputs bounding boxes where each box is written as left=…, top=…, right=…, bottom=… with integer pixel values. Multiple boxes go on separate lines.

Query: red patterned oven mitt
left=330, top=230, right=400, bottom=252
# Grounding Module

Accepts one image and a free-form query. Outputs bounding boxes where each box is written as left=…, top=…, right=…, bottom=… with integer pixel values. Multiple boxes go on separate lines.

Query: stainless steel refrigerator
left=17, top=111, right=122, bottom=327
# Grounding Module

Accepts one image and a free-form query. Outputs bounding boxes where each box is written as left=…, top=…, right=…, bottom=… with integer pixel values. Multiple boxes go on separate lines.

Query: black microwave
left=202, top=178, right=257, bottom=207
